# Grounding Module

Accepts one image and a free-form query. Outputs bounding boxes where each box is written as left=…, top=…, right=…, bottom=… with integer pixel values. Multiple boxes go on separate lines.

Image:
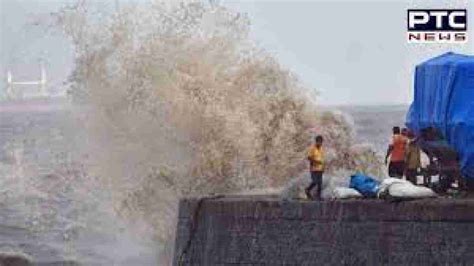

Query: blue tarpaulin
left=349, top=174, right=380, bottom=197
left=406, top=52, right=474, bottom=180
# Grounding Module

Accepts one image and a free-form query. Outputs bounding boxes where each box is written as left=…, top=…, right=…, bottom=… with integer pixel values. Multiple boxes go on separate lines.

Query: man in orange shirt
left=385, top=126, right=407, bottom=178
left=305, top=135, right=325, bottom=200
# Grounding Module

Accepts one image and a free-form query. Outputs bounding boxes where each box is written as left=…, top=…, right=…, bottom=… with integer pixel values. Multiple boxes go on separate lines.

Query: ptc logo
left=407, top=9, right=467, bottom=43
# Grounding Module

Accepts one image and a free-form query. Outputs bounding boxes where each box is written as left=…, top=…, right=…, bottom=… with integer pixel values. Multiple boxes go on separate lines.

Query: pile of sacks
left=376, top=177, right=437, bottom=199
left=280, top=172, right=437, bottom=201
left=330, top=173, right=437, bottom=200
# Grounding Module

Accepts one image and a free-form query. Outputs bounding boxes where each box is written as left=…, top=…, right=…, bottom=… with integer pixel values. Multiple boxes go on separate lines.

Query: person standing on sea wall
left=305, top=135, right=325, bottom=200
left=405, top=130, right=421, bottom=184
left=385, top=126, right=407, bottom=178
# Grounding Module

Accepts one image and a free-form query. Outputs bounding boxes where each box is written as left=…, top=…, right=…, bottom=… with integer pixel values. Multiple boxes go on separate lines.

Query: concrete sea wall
left=173, top=196, right=474, bottom=265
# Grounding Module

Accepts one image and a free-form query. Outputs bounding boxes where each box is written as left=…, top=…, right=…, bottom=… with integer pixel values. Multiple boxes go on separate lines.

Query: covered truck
left=406, top=52, right=474, bottom=181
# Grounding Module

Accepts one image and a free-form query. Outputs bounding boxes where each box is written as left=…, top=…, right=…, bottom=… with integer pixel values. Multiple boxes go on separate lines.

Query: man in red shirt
left=385, top=126, right=407, bottom=178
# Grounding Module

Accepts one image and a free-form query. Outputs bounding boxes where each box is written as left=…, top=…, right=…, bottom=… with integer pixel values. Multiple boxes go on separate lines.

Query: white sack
left=388, top=183, right=437, bottom=199
left=378, top=178, right=411, bottom=196
left=332, top=187, right=363, bottom=199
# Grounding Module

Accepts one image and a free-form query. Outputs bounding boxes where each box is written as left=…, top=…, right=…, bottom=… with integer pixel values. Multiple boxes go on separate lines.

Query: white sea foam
left=0, top=1, right=385, bottom=264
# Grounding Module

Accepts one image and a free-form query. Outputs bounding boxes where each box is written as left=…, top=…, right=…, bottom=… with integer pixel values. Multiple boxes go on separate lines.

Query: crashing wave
left=54, top=1, right=382, bottom=262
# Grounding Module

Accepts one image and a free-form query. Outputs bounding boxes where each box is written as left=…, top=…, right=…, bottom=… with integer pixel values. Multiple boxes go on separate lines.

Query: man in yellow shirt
left=305, top=135, right=325, bottom=200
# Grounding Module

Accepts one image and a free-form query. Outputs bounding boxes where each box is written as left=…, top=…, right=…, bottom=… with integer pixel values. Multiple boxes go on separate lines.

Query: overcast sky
left=1, top=0, right=473, bottom=105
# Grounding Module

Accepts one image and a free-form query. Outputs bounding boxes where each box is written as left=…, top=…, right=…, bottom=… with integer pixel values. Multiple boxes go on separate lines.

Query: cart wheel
left=438, top=174, right=450, bottom=193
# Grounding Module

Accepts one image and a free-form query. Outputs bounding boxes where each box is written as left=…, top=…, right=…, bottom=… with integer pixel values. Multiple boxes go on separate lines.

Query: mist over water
left=1, top=0, right=471, bottom=264
left=0, top=2, right=392, bottom=265
left=0, top=102, right=159, bottom=265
